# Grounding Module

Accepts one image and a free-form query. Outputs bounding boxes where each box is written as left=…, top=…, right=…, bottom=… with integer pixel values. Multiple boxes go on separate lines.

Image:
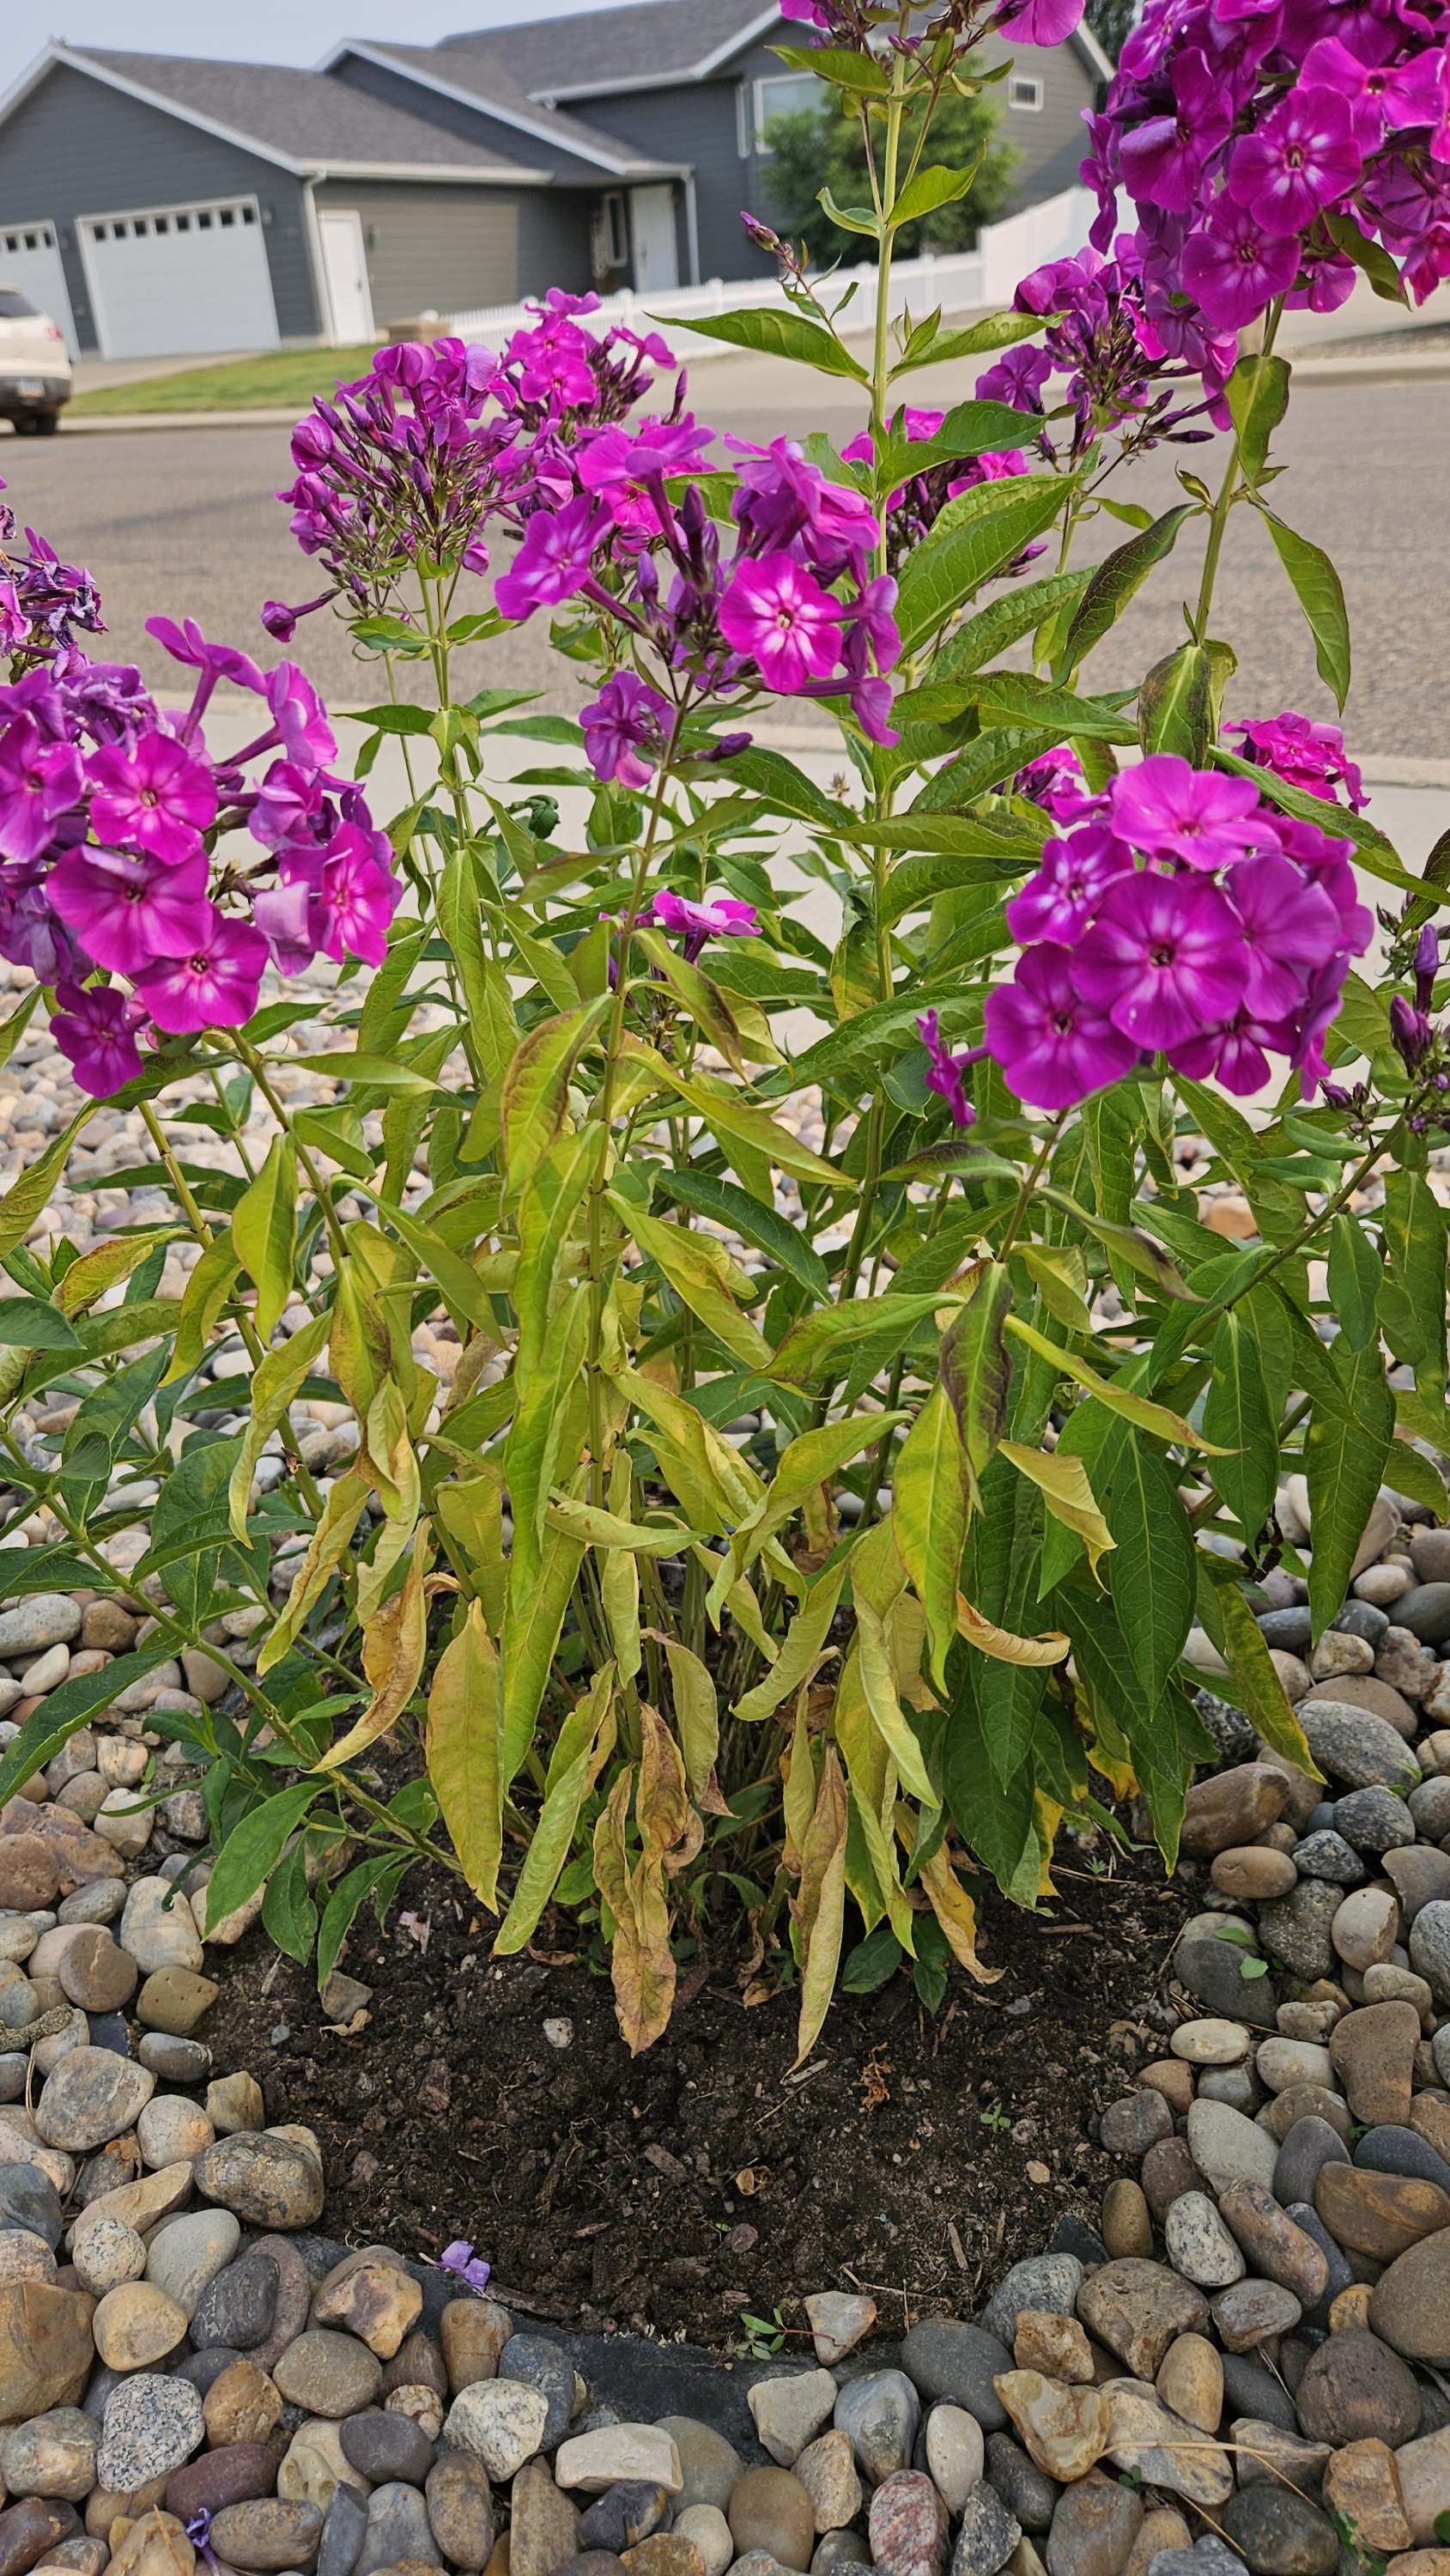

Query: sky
left=0, top=0, right=629, bottom=97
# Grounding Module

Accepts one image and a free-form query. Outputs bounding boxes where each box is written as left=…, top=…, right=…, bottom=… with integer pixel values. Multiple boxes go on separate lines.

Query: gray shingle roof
left=434, top=0, right=772, bottom=97
left=358, top=40, right=669, bottom=167
left=75, top=48, right=540, bottom=177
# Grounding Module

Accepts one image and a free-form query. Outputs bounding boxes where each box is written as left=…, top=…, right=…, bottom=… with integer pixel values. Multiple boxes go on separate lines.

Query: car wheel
left=32, top=411, right=60, bottom=437
left=9, top=415, right=39, bottom=437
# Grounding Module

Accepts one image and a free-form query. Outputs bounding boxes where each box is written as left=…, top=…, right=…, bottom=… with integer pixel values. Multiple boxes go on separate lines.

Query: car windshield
left=0, top=290, right=39, bottom=318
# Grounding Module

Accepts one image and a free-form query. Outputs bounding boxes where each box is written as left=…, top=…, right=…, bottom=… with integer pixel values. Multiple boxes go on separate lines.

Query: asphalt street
left=0, top=362, right=1444, bottom=758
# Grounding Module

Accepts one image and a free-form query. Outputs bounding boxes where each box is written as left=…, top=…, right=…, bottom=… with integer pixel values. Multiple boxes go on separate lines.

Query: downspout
left=683, top=171, right=701, bottom=286
left=301, top=173, right=335, bottom=345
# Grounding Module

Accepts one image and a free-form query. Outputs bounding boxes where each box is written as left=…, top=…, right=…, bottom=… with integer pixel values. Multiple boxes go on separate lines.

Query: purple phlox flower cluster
left=977, top=246, right=1231, bottom=450
left=778, top=0, right=1083, bottom=59
left=841, top=410, right=1034, bottom=574
left=0, top=480, right=106, bottom=674
left=501, top=433, right=902, bottom=749
left=1014, top=744, right=1103, bottom=824
left=0, top=513, right=399, bottom=1097
left=1086, top=0, right=1450, bottom=377
left=1225, top=708, right=1368, bottom=811
left=983, top=750, right=1373, bottom=1109
left=917, top=1007, right=990, bottom=1127
left=1389, top=920, right=1440, bottom=1073
left=440, top=2239, right=492, bottom=2293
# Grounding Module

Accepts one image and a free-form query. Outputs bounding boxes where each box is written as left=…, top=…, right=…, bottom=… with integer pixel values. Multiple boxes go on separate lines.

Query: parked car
left=0, top=284, right=72, bottom=435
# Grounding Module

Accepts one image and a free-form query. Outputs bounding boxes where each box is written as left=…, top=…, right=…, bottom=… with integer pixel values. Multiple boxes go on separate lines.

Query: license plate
left=15, top=380, right=43, bottom=396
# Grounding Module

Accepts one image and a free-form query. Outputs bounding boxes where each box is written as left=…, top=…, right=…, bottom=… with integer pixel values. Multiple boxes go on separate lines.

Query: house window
left=753, top=72, right=822, bottom=152
left=1008, top=74, right=1045, bottom=109
left=591, top=191, right=629, bottom=282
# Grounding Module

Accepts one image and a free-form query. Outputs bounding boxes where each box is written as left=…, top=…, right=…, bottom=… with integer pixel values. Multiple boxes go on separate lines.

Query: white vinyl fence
left=440, top=184, right=1111, bottom=355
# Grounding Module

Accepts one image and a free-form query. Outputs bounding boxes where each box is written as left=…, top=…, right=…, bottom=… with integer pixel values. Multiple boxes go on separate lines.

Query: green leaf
left=895, top=477, right=1072, bottom=654
left=1207, top=1570, right=1320, bottom=1778
left=230, top=1135, right=296, bottom=1344
left=892, top=1383, right=968, bottom=1692
left=890, top=310, right=1048, bottom=378
left=0, top=987, right=40, bottom=1070
left=1305, top=1340, right=1395, bottom=1637
left=840, top=1920, right=903, bottom=1990
left=163, top=1237, right=240, bottom=1385
left=1138, top=642, right=1212, bottom=763
left=261, top=1839, right=318, bottom=1966
left=1060, top=506, right=1197, bottom=674
left=228, top=1311, right=331, bottom=1541
left=0, top=1297, right=81, bottom=1350
left=1226, top=352, right=1291, bottom=488
left=873, top=400, right=1045, bottom=495
left=0, top=1546, right=115, bottom=1595
left=501, top=997, right=610, bottom=1201
left=205, top=1782, right=320, bottom=1935
left=1259, top=509, right=1351, bottom=711
left=1204, top=1307, right=1278, bottom=1537
left=1322, top=209, right=1407, bottom=305
left=889, top=163, right=980, bottom=228
left=1326, top=1210, right=1382, bottom=1354
left=973, top=673, right=1138, bottom=744
left=931, top=570, right=1094, bottom=686
left=660, top=1168, right=829, bottom=1298
left=668, top=308, right=868, bottom=381
left=1004, top=1315, right=1218, bottom=1449
left=294, top=1053, right=439, bottom=1091
left=0, top=1108, right=96, bottom=1259
left=504, top=1285, right=592, bottom=1591
left=0, top=1645, right=174, bottom=1808
left=1107, top=1435, right=1196, bottom=1706
left=940, top=1261, right=1013, bottom=1499
left=1381, top=1169, right=1447, bottom=1402
left=772, top=41, right=889, bottom=90
left=316, top=1855, right=398, bottom=1993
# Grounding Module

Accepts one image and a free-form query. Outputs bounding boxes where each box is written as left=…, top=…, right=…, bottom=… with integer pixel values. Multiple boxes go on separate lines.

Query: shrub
left=0, top=0, right=1447, bottom=2057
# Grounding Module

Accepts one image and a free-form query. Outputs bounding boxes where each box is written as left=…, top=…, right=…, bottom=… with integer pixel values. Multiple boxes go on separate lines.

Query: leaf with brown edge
left=313, top=1522, right=431, bottom=1770
left=956, top=1591, right=1071, bottom=1666
left=425, top=1599, right=503, bottom=1909
left=258, top=1467, right=370, bottom=1673
left=637, top=1704, right=690, bottom=1859
left=644, top=1634, right=718, bottom=1798
left=916, top=1840, right=1002, bottom=1984
left=941, top=1261, right=1013, bottom=1503
left=792, top=1744, right=848, bottom=2066
left=998, top=1438, right=1115, bottom=1578
left=594, top=1766, right=676, bottom=2056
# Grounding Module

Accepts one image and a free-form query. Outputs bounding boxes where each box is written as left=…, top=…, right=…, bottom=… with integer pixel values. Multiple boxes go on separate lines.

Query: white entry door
left=629, top=185, right=679, bottom=295
left=81, top=197, right=278, bottom=359
left=0, top=222, right=77, bottom=357
left=319, top=210, right=374, bottom=345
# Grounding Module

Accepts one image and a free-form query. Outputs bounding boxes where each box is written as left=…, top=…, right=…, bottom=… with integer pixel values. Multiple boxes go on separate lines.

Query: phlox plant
left=0, top=0, right=1448, bottom=2056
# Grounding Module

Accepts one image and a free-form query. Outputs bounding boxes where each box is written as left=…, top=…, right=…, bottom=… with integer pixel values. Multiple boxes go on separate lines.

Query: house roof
left=322, top=41, right=687, bottom=178
left=411, top=0, right=1113, bottom=105
left=0, top=42, right=549, bottom=184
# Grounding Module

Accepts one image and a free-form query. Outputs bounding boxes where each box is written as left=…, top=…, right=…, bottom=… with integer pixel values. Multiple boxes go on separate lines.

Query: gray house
left=0, top=4, right=1107, bottom=359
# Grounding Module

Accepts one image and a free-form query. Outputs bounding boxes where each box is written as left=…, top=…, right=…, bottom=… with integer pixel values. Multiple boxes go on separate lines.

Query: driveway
left=0, top=363, right=1445, bottom=761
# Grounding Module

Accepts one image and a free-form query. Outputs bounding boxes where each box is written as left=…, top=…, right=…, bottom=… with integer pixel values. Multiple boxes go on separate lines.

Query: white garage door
left=0, top=222, right=78, bottom=358
left=81, top=197, right=279, bottom=360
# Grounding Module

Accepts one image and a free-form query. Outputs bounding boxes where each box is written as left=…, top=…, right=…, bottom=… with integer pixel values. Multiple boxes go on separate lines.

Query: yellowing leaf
left=891, top=1383, right=968, bottom=1692
left=612, top=1198, right=771, bottom=1372
left=228, top=1310, right=331, bottom=1541
left=956, top=1591, right=1071, bottom=1665
left=258, top=1467, right=370, bottom=1672
left=733, top=1558, right=848, bottom=1722
left=1020, top=1242, right=1093, bottom=1335
left=854, top=1592, right=937, bottom=1806
left=501, top=997, right=610, bottom=1200
left=595, top=1766, right=676, bottom=2055
left=434, top=1473, right=507, bottom=1636
left=792, top=1744, right=848, bottom=2066
left=1004, top=1314, right=1227, bottom=1449
left=917, top=1841, right=1003, bottom=1984
left=230, top=1134, right=297, bottom=1342
left=649, top=1635, right=719, bottom=1798
left=163, top=1236, right=240, bottom=1386
left=545, top=1494, right=699, bottom=1552
left=999, top=1438, right=1115, bottom=1577
left=313, top=1522, right=431, bottom=1770
left=495, top=1663, right=616, bottom=1953
left=426, top=1600, right=503, bottom=1908
left=57, top=1230, right=177, bottom=1317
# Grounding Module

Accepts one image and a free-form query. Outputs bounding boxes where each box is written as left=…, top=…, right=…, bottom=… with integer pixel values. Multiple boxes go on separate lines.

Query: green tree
left=1086, top=0, right=1137, bottom=64
left=761, top=86, right=1018, bottom=269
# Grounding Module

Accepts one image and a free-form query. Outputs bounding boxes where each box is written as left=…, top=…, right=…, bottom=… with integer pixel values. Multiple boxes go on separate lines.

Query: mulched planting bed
left=203, top=1847, right=1191, bottom=2342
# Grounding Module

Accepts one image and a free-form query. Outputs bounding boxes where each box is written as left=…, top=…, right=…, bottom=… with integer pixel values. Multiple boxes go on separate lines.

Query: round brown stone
left=209, top=2500, right=322, bottom=2572
left=727, top=2469, right=815, bottom=2573
left=1180, top=1766, right=1288, bottom=1858
left=167, top=2447, right=279, bottom=2524
left=58, top=1930, right=137, bottom=2014
left=1368, top=2230, right=1450, bottom=2365
left=1315, top=2165, right=1450, bottom=2261
left=1211, top=1848, right=1300, bottom=1902
left=1294, top=2328, right=1421, bottom=2446
left=1141, top=2136, right=1198, bottom=2223
left=1301, top=1676, right=1420, bottom=1741
left=1331, top=2004, right=1421, bottom=2127
left=1101, top=2180, right=1154, bottom=2261
left=0, top=1835, right=60, bottom=1911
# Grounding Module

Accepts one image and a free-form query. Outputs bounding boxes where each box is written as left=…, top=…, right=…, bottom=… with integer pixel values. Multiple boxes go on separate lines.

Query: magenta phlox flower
left=0, top=671, right=67, bottom=739
left=839, top=672, right=900, bottom=745
left=248, top=760, right=337, bottom=857
left=718, top=555, right=844, bottom=693
left=985, top=941, right=1141, bottom=1108
left=439, top=2239, right=492, bottom=2293
left=917, top=1008, right=986, bottom=1127
left=1301, top=33, right=1446, bottom=142
left=1109, top=753, right=1277, bottom=867
left=582, top=672, right=672, bottom=789
left=1167, top=1010, right=1277, bottom=1091
left=252, top=877, right=319, bottom=978
left=50, top=977, right=146, bottom=1097
left=0, top=717, right=84, bottom=861
left=317, top=824, right=399, bottom=969
left=1414, top=917, right=1440, bottom=1010
left=727, top=437, right=876, bottom=576
left=133, top=916, right=270, bottom=1033
left=1014, top=747, right=1103, bottom=823
left=145, top=617, right=266, bottom=696
left=1269, top=953, right=1352, bottom=1096
left=48, top=846, right=215, bottom=978
left=0, top=580, right=24, bottom=654
left=494, top=495, right=610, bottom=622
left=260, top=591, right=336, bottom=643
left=1226, top=708, right=1367, bottom=809
left=841, top=574, right=900, bottom=671
left=647, top=888, right=760, bottom=964
left=1119, top=51, right=1235, bottom=210
left=997, top=0, right=1087, bottom=42
left=1076, top=870, right=1247, bottom=1048
left=1180, top=199, right=1301, bottom=328
left=1228, top=88, right=1363, bottom=230
left=974, top=345, right=1054, bottom=410
left=1006, top=823, right=1136, bottom=945
left=266, top=665, right=337, bottom=773
left=1222, top=851, right=1344, bottom=1018
left=579, top=415, right=715, bottom=492
left=88, top=732, right=217, bottom=864
left=1391, top=990, right=1435, bottom=1066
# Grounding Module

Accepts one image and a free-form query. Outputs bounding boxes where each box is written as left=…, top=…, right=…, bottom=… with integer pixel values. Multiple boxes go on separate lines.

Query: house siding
left=312, top=179, right=522, bottom=321
left=327, top=52, right=616, bottom=185
left=980, top=32, right=1097, bottom=209
left=0, top=61, right=318, bottom=349
left=564, top=79, right=767, bottom=284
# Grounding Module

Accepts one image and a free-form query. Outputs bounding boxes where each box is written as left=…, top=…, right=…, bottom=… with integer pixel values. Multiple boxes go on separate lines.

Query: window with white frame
left=752, top=71, right=823, bottom=152
left=1007, top=73, right=1045, bottom=108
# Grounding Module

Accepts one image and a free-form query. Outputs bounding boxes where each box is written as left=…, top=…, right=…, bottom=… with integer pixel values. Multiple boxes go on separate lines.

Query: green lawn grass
left=69, top=343, right=386, bottom=416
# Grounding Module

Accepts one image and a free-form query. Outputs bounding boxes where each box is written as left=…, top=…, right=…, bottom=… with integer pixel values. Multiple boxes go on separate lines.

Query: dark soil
left=205, top=1841, right=1194, bottom=2348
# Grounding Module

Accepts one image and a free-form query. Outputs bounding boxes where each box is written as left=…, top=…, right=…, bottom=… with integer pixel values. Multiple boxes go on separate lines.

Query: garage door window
left=0, top=221, right=78, bottom=356
left=80, top=197, right=277, bottom=360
